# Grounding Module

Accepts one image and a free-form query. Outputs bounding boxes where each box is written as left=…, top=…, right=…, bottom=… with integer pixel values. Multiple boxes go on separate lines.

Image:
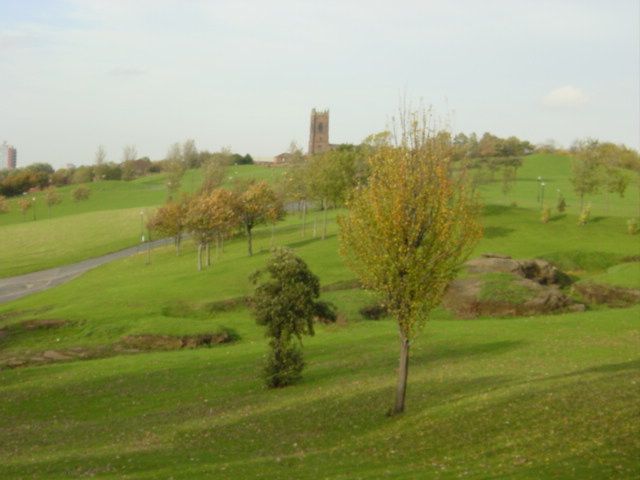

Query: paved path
left=0, top=239, right=172, bottom=304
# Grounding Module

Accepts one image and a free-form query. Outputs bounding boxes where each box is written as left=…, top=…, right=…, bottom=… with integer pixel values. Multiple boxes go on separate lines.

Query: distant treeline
left=0, top=142, right=253, bottom=197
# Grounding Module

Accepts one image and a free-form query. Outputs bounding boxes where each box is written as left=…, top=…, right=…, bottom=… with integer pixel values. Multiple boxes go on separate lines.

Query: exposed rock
left=42, top=350, right=73, bottom=361
left=444, top=254, right=582, bottom=318
left=572, top=283, right=640, bottom=308
left=466, top=256, right=570, bottom=286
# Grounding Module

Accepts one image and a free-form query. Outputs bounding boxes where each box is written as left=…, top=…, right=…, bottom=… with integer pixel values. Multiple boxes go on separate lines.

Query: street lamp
left=540, top=182, right=546, bottom=209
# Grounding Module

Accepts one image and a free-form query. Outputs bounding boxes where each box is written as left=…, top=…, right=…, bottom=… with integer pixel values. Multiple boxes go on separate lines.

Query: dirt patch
left=20, top=319, right=70, bottom=330
left=573, top=283, right=640, bottom=308
left=1, top=330, right=239, bottom=370
left=120, top=331, right=237, bottom=351
left=443, top=254, right=584, bottom=319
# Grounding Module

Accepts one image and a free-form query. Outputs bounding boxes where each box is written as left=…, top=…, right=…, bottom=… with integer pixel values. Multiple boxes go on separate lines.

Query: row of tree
left=570, top=139, right=640, bottom=211
left=0, top=141, right=253, bottom=197
left=148, top=180, right=283, bottom=270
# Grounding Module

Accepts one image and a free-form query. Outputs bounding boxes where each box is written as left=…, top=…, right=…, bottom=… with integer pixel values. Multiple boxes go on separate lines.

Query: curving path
left=0, top=239, right=171, bottom=304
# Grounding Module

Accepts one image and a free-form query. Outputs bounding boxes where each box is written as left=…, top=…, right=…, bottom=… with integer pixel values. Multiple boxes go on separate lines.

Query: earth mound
left=444, top=254, right=584, bottom=318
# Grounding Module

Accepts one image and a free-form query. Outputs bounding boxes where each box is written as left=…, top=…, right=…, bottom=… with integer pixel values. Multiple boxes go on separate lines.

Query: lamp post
left=540, top=182, right=546, bottom=209
left=536, top=176, right=543, bottom=204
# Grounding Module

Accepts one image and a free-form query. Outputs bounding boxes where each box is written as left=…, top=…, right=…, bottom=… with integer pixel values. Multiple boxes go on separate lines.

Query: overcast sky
left=1, top=0, right=638, bottom=168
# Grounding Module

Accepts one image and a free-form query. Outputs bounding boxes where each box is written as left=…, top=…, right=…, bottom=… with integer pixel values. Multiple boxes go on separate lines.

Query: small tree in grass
left=148, top=198, right=189, bottom=255
left=72, top=185, right=91, bottom=202
left=185, top=189, right=237, bottom=271
left=18, top=198, right=32, bottom=219
left=45, top=187, right=62, bottom=217
left=0, top=195, right=9, bottom=214
left=251, top=248, right=320, bottom=388
left=339, top=111, right=482, bottom=415
left=235, top=181, right=285, bottom=256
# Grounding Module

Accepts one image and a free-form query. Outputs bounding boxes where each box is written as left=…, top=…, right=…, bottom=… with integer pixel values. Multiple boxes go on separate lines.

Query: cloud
left=542, top=85, right=589, bottom=108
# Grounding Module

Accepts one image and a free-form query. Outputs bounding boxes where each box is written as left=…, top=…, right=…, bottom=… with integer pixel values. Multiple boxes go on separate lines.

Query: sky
left=0, top=0, right=638, bottom=168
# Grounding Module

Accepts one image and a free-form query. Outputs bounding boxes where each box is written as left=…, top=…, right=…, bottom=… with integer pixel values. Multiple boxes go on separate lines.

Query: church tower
left=308, top=109, right=330, bottom=155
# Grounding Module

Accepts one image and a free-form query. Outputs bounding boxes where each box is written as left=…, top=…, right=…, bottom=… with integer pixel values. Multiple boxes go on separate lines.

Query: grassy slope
left=0, top=164, right=286, bottom=277
left=0, top=154, right=639, bottom=478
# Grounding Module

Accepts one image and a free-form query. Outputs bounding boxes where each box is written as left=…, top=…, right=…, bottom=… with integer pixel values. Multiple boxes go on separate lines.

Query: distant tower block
left=308, top=109, right=330, bottom=155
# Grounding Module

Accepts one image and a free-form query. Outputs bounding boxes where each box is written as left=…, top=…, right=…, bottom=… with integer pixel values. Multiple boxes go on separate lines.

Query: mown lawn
left=0, top=154, right=638, bottom=478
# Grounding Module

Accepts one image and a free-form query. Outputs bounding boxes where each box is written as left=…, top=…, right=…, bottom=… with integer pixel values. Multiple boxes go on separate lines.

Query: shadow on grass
left=286, top=234, right=337, bottom=250
left=549, top=214, right=566, bottom=222
left=483, top=226, right=515, bottom=239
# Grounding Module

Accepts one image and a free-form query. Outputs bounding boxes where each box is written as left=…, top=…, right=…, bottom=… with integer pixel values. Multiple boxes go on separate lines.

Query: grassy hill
left=0, top=154, right=639, bottom=478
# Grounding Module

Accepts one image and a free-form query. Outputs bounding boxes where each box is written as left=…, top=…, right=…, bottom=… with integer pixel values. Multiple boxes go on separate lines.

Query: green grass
left=478, top=273, right=533, bottom=304
left=0, top=155, right=639, bottom=478
left=585, top=262, right=640, bottom=289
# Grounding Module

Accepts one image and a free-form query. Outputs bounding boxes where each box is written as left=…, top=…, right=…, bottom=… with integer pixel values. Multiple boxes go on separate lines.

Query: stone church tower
left=308, top=109, right=330, bottom=155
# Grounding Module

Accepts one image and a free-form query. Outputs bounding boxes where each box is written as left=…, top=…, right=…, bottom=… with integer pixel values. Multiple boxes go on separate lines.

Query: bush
left=262, top=341, right=304, bottom=388
left=359, top=304, right=388, bottom=320
left=627, top=218, right=639, bottom=235
left=578, top=204, right=591, bottom=226
left=72, top=185, right=91, bottom=202
left=541, top=206, right=551, bottom=224
left=313, top=301, right=337, bottom=323
left=557, top=195, right=566, bottom=213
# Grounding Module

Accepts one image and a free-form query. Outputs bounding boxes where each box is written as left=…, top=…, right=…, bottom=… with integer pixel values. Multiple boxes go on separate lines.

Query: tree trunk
left=206, top=242, right=211, bottom=267
left=392, top=332, right=410, bottom=415
left=313, top=215, right=317, bottom=238
left=580, top=193, right=584, bottom=211
left=302, top=200, right=307, bottom=237
left=322, top=199, right=328, bottom=240
left=270, top=224, right=275, bottom=248
left=246, top=224, right=253, bottom=256
left=197, top=243, right=203, bottom=271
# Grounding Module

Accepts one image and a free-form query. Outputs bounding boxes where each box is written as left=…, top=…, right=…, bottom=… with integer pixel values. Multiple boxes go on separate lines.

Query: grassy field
left=0, top=154, right=639, bottom=478
left=0, top=164, right=286, bottom=277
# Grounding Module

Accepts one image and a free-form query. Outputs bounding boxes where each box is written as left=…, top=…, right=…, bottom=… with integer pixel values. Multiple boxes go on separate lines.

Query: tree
left=235, top=181, right=285, bottom=256
left=18, top=197, right=32, bottom=220
left=95, top=145, right=107, bottom=166
left=571, top=139, right=602, bottom=210
left=164, top=143, right=186, bottom=198
left=185, top=189, right=237, bottom=271
left=0, top=195, right=9, bottom=214
left=44, top=187, right=62, bottom=217
left=604, top=167, right=630, bottom=212
left=200, top=157, right=227, bottom=195
left=182, top=139, right=199, bottom=168
left=122, top=144, right=138, bottom=163
left=72, top=185, right=91, bottom=202
left=251, top=248, right=319, bottom=388
left=148, top=198, right=188, bottom=255
left=339, top=114, right=482, bottom=415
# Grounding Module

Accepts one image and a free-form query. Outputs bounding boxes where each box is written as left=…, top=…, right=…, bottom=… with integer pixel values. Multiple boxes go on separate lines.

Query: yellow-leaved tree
left=339, top=112, right=482, bottom=415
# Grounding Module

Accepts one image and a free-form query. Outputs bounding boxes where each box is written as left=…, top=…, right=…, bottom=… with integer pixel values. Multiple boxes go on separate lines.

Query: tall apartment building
left=0, top=141, right=17, bottom=170
left=308, top=109, right=330, bottom=155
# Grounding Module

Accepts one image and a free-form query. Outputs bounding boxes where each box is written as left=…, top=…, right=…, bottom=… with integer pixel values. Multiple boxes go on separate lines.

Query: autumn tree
left=44, top=186, right=62, bottom=217
left=185, top=189, right=237, bottom=270
left=0, top=195, right=9, bottom=214
left=72, top=185, right=91, bottom=202
left=148, top=198, right=189, bottom=255
left=571, top=139, right=603, bottom=210
left=235, top=181, right=284, bottom=256
left=339, top=114, right=482, bottom=415
left=18, top=198, right=32, bottom=220
left=251, top=248, right=319, bottom=388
